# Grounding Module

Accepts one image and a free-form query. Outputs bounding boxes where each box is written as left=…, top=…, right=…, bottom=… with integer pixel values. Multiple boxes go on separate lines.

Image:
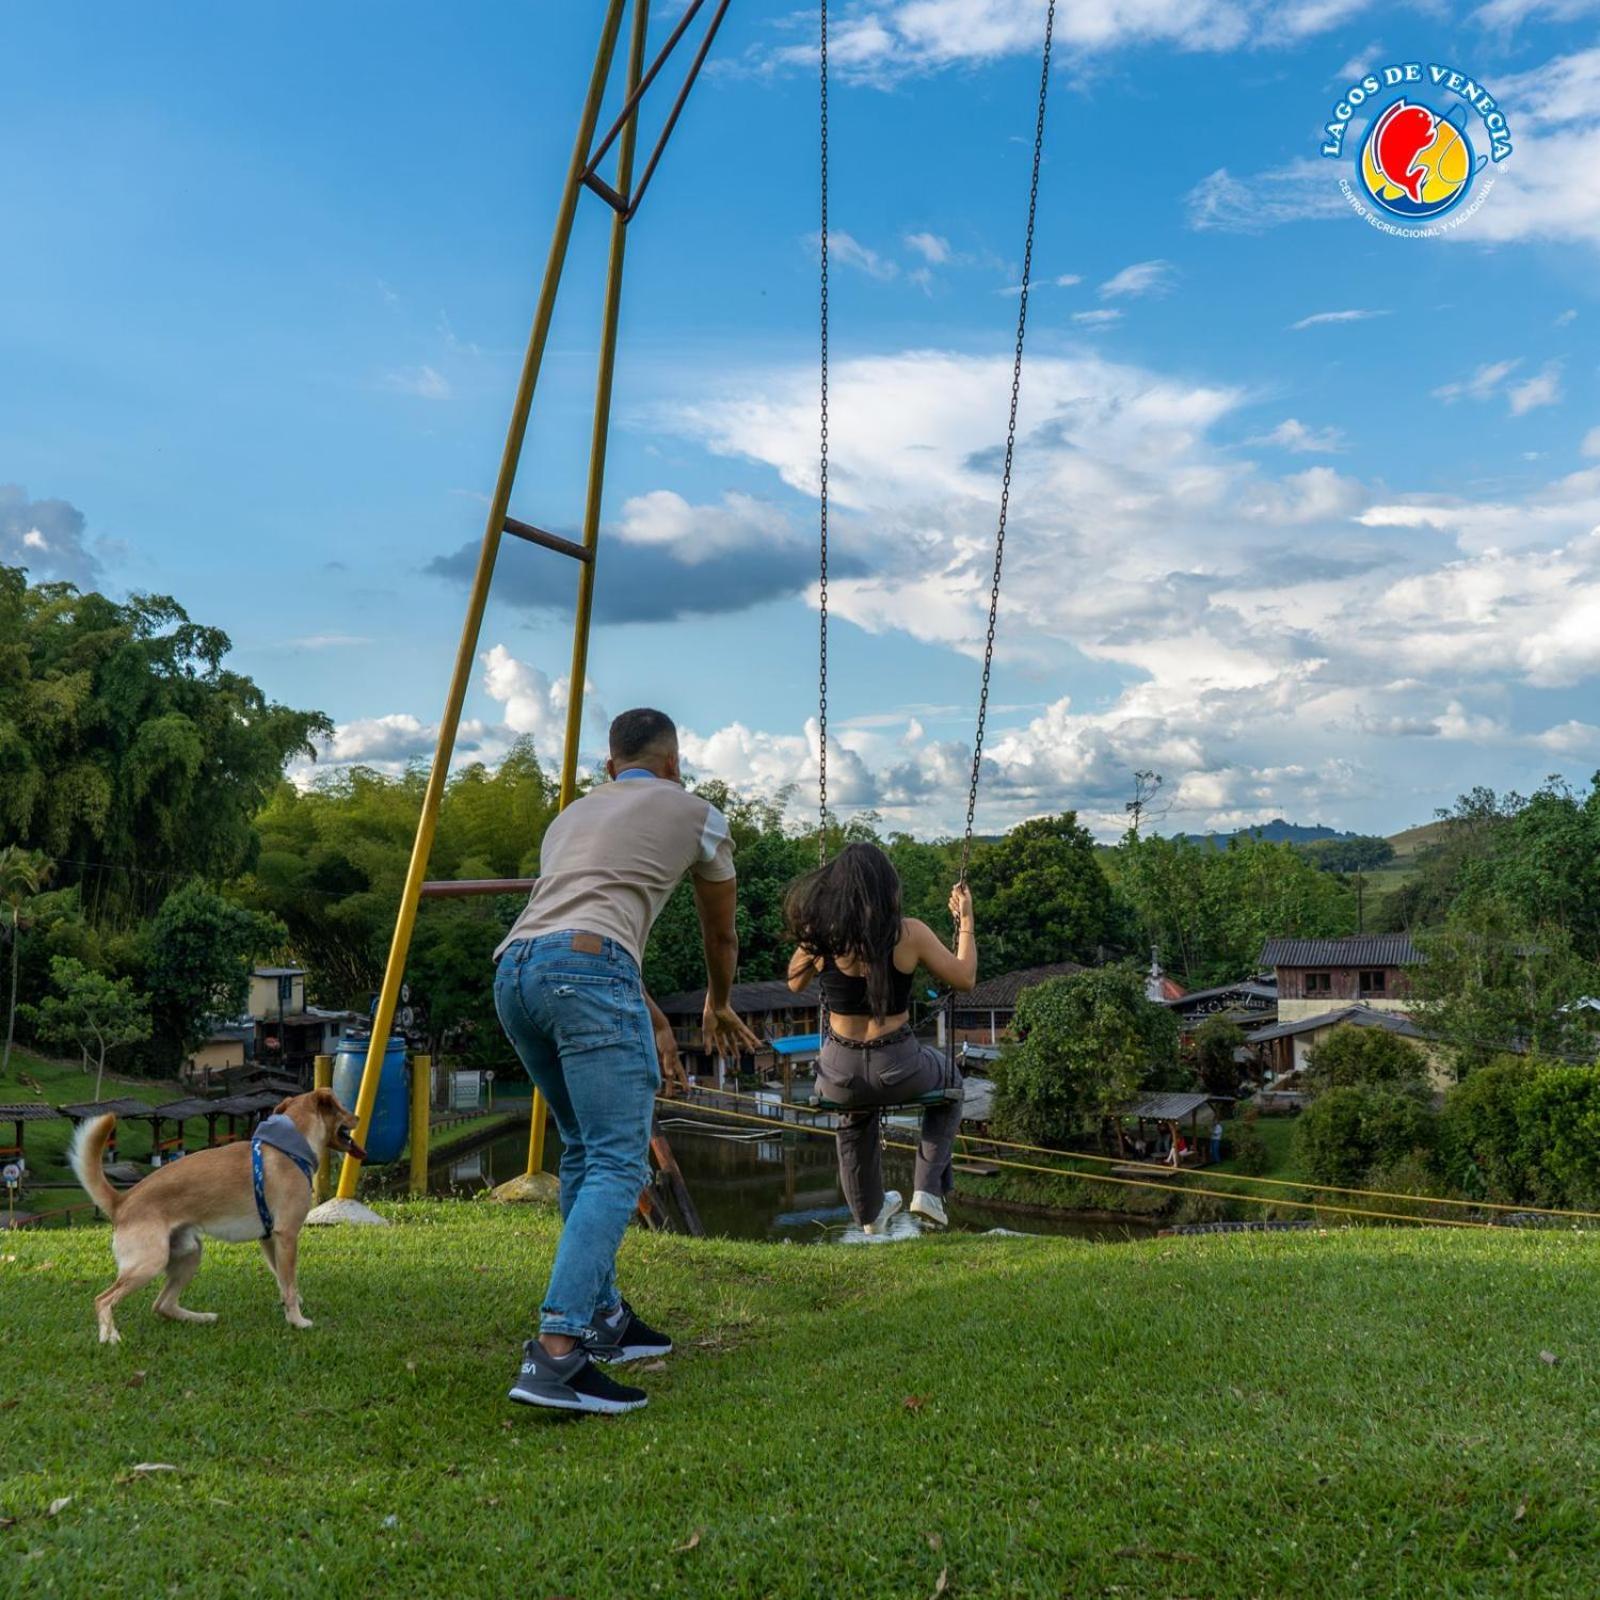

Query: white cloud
left=1187, top=162, right=1348, bottom=233
left=1508, top=361, right=1564, bottom=416
left=1432, top=359, right=1521, bottom=404
left=1054, top=272, right=1083, bottom=287
left=380, top=364, right=452, bottom=400
left=904, top=231, right=951, bottom=264
left=1430, top=359, right=1562, bottom=416
left=651, top=341, right=1600, bottom=834
left=759, top=0, right=1396, bottom=83
left=1249, top=418, right=1345, bottom=453
left=819, top=231, right=897, bottom=281
left=1072, top=308, right=1123, bottom=328
left=1099, top=259, right=1176, bottom=299
left=616, top=489, right=796, bottom=563
left=1290, top=308, right=1389, bottom=330
left=1556, top=308, right=1579, bottom=326
left=1582, top=425, right=1600, bottom=457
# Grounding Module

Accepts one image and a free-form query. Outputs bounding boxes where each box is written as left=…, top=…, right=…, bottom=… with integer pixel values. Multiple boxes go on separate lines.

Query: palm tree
left=0, top=847, right=54, bottom=1077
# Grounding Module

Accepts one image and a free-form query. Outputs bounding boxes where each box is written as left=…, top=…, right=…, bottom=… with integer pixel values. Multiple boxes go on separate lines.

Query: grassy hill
left=6, top=1203, right=1600, bottom=1597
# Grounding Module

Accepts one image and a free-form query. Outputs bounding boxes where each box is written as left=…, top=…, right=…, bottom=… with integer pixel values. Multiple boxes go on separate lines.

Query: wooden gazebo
left=148, top=1096, right=218, bottom=1163
left=58, top=1098, right=161, bottom=1164
left=0, top=1103, right=65, bottom=1167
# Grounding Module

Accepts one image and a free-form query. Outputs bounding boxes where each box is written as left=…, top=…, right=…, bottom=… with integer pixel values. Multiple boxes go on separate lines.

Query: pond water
left=410, top=1112, right=1154, bottom=1246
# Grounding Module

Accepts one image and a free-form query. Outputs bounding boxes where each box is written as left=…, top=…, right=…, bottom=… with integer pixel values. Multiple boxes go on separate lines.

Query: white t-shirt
left=494, top=773, right=735, bottom=968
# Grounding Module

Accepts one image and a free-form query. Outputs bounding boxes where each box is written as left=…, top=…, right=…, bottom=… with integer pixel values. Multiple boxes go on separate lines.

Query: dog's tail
left=69, top=1114, right=121, bottom=1218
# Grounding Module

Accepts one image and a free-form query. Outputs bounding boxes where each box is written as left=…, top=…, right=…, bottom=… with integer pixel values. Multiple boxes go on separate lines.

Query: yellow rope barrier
left=654, top=1095, right=1502, bottom=1232
left=671, top=1083, right=1600, bottom=1224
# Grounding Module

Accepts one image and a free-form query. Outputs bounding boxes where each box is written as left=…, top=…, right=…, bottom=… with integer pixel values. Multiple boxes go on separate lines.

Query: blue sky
left=5, top=1, right=1600, bottom=839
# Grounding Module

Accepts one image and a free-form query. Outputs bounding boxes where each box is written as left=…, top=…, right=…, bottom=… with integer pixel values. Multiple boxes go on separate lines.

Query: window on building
left=1304, top=971, right=1332, bottom=995
left=1359, top=969, right=1387, bottom=997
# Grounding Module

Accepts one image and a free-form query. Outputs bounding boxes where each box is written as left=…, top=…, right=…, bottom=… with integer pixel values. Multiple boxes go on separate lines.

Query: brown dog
left=70, top=1088, right=365, bottom=1344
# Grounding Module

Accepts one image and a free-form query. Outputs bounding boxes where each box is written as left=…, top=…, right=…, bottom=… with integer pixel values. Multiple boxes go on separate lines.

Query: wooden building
left=1244, top=1004, right=1445, bottom=1087
left=952, top=962, right=1085, bottom=1046
left=654, top=979, right=819, bottom=1083
left=1260, top=935, right=1419, bottom=1024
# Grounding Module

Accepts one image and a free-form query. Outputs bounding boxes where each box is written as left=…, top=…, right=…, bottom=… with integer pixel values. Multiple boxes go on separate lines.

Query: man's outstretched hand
left=654, top=1021, right=688, bottom=1098
left=702, top=1000, right=761, bottom=1058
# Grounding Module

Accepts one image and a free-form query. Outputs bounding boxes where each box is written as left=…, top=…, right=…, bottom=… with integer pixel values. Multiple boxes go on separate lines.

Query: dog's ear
left=274, top=1096, right=294, bottom=1115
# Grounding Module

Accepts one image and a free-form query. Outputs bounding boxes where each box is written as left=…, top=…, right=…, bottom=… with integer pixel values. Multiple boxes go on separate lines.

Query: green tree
left=965, top=813, right=1118, bottom=975
left=1412, top=906, right=1600, bottom=1073
left=1114, top=830, right=1352, bottom=988
left=1192, top=1017, right=1245, bottom=1098
left=1299, top=836, right=1396, bottom=873
left=1304, top=1024, right=1429, bottom=1096
left=1294, top=1086, right=1437, bottom=1189
left=0, top=845, right=53, bottom=1074
left=24, top=955, right=152, bottom=1098
left=143, top=882, right=285, bottom=1058
left=1439, top=1055, right=1536, bottom=1201
left=0, top=564, right=329, bottom=924
left=992, top=963, right=1179, bottom=1146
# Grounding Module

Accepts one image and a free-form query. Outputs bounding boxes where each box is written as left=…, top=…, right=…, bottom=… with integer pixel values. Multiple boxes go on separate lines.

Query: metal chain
left=958, top=0, right=1056, bottom=884
left=817, top=0, right=830, bottom=865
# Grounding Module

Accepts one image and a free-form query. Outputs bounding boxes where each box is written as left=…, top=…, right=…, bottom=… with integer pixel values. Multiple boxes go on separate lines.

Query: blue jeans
left=493, top=932, right=659, bottom=1338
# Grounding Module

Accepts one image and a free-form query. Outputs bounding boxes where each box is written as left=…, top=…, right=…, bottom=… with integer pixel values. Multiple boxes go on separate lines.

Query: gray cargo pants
left=818, top=1027, right=964, bottom=1226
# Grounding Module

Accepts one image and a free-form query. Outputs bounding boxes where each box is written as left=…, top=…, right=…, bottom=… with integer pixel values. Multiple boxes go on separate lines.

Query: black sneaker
left=585, top=1298, right=673, bottom=1365
left=508, top=1340, right=648, bottom=1415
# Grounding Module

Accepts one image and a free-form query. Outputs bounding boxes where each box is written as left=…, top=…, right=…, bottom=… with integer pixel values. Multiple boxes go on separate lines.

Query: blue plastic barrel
left=332, top=1033, right=409, bottom=1165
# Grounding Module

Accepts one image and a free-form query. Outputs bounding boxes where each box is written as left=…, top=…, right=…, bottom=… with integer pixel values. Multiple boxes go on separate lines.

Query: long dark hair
left=784, top=842, right=904, bottom=1021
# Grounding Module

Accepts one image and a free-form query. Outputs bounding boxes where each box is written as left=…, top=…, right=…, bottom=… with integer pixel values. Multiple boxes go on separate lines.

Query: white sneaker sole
left=591, top=1341, right=672, bottom=1366
left=508, top=1383, right=648, bottom=1415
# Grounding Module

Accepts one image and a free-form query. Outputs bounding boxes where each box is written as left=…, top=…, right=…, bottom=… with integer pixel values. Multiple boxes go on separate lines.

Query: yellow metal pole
left=557, top=0, right=650, bottom=814
left=409, top=1054, right=432, bottom=1196
left=313, top=1054, right=333, bottom=1202
left=337, top=0, right=631, bottom=1200
left=524, top=0, right=653, bottom=1181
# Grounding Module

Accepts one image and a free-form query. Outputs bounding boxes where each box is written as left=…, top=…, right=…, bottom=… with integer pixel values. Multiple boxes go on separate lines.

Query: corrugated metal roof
left=654, top=979, right=809, bottom=1017
left=1166, top=978, right=1277, bottom=1007
left=961, top=962, right=1085, bottom=1010
left=1120, top=1092, right=1223, bottom=1120
left=0, top=1103, right=66, bottom=1122
left=1244, top=1005, right=1428, bottom=1044
left=1258, top=935, right=1420, bottom=968
left=58, top=1098, right=159, bottom=1119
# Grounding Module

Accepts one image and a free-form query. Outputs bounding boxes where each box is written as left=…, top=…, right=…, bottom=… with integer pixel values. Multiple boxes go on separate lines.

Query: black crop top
left=819, top=956, right=916, bottom=1018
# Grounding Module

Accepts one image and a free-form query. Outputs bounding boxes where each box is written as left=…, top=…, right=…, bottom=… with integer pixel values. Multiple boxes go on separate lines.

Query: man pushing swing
left=494, top=707, right=759, bottom=1415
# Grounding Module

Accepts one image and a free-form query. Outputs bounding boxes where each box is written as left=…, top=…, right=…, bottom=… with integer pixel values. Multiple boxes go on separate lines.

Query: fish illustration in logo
left=1370, top=100, right=1437, bottom=202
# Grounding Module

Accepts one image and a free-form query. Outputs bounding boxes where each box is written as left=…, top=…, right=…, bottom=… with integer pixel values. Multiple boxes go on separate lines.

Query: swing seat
left=807, top=1086, right=964, bottom=1113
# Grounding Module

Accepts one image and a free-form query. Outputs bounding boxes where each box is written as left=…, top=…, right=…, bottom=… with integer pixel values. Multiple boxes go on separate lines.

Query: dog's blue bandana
left=251, top=1114, right=318, bottom=1239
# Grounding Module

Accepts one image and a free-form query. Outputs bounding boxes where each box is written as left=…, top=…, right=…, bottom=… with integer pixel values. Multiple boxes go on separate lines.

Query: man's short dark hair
left=609, top=707, right=678, bottom=764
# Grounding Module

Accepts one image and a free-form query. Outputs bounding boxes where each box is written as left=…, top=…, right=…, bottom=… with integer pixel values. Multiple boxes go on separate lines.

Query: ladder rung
left=503, top=517, right=592, bottom=563
left=420, top=878, right=537, bottom=900
left=582, top=170, right=629, bottom=214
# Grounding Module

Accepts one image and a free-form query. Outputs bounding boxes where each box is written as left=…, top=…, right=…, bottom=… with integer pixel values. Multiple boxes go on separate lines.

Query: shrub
left=1295, top=1086, right=1437, bottom=1189
left=1438, top=1055, right=1535, bottom=1201
left=1225, top=1120, right=1270, bottom=1176
left=1193, top=1017, right=1245, bottom=1097
left=1304, top=1025, right=1428, bottom=1097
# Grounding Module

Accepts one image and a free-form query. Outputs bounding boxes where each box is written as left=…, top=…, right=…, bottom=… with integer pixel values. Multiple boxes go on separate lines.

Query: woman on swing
left=785, top=843, right=978, bottom=1233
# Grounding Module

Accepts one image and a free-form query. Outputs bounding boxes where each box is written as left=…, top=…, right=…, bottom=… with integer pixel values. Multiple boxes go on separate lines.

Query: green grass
left=6, top=1204, right=1600, bottom=1597
left=2, top=1050, right=193, bottom=1198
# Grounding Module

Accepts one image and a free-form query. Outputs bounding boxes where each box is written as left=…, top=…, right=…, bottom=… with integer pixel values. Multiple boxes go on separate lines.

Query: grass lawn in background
left=5, top=1203, right=1599, bottom=1598
left=0, top=1052, right=193, bottom=1211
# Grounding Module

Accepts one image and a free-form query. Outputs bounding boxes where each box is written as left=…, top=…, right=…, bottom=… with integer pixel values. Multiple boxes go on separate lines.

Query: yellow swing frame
left=334, top=0, right=731, bottom=1199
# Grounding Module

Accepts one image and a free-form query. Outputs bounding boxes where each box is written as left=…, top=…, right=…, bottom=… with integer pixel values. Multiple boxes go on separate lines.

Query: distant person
left=785, top=842, right=977, bottom=1234
left=1210, top=1118, right=1224, bottom=1164
left=495, top=707, right=759, bottom=1416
